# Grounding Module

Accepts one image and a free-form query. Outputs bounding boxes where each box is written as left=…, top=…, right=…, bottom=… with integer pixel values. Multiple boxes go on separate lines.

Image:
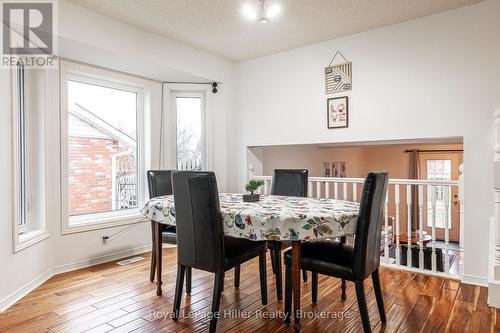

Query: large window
left=12, top=65, right=49, bottom=251
left=67, top=80, right=138, bottom=216
left=61, top=62, right=147, bottom=232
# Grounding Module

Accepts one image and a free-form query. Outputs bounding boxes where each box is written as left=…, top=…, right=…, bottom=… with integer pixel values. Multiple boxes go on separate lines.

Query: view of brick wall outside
left=68, top=136, right=119, bottom=216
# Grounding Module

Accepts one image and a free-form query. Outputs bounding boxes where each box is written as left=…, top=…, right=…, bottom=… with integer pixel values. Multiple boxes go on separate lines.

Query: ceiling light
left=242, top=0, right=281, bottom=23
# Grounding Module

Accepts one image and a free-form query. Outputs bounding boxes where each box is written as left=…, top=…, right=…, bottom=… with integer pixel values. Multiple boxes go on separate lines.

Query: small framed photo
left=327, top=96, right=349, bottom=129
left=323, top=162, right=331, bottom=177
left=340, top=161, right=347, bottom=178
left=332, top=162, right=340, bottom=177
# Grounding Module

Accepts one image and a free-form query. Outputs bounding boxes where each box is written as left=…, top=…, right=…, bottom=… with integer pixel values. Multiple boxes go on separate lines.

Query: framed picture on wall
left=332, top=162, right=340, bottom=177
left=323, top=162, right=331, bottom=177
left=340, top=161, right=347, bottom=178
left=327, top=96, right=349, bottom=129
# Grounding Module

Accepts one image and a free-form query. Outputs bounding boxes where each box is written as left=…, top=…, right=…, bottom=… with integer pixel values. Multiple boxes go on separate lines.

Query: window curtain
left=408, top=150, right=419, bottom=233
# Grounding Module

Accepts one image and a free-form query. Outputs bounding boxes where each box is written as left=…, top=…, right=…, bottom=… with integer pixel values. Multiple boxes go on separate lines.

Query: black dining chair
left=284, top=172, right=389, bottom=333
left=171, top=171, right=268, bottom=333
left=269, top=169, right=309, bottom=302
left=147, top=170, right=191, bottom=291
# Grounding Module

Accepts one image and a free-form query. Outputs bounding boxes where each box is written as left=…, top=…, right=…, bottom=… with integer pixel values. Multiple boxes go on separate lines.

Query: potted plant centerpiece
left=243, top=180, right=264, bottom=202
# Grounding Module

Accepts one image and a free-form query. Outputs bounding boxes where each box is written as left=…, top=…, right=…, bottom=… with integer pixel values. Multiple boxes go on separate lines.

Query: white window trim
left=60, top=61, right=151, bottom=234
left=11, top=67, right=50, bottom=253
left=162, top=84, right=213, bottom=171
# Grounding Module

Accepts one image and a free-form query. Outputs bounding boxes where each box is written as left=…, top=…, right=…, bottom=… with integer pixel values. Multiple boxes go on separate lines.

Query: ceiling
left=67, top=0, right=482, bottom=62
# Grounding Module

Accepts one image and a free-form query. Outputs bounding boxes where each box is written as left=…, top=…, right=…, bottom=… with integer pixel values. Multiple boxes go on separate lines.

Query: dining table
left=141, top=193, right=359, bottom=331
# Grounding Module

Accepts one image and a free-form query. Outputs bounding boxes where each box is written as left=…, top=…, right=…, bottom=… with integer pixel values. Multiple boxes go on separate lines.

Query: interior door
left=419, top=152, right=461, bottom=242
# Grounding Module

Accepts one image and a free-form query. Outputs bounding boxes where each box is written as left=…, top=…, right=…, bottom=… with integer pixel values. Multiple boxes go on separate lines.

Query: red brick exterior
left=68, top=136, right=119, bottom=216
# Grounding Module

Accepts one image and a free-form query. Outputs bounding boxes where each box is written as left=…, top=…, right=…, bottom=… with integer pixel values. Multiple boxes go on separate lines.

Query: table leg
left=155, top=221, right=163, bottom=296
left=291, top=241, right=301, bottom=332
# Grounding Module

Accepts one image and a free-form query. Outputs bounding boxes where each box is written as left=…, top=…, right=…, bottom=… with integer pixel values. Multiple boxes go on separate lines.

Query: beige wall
left=256, top=143, right=463, bottom=180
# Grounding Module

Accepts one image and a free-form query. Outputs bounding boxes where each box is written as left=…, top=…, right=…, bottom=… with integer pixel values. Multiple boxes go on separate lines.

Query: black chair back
left=353, top=172, right=389, bottom=280
left=147, top=170, right=173, bottom=198
left=271, top=169, right=308, bottom=197
left=171, top=171, right=225, bottom=273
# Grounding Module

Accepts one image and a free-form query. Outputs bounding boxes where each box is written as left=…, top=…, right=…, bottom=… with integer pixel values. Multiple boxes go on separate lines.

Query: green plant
left=245, top=180, right=264, bottom=195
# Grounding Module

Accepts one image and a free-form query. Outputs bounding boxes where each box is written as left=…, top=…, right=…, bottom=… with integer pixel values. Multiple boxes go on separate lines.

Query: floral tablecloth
left=141, top=193, right=359, bottom=241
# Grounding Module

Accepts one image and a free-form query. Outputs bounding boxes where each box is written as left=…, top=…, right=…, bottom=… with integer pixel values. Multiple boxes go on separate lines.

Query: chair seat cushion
left=224, top=236, right=266, bottom=269
left=267, top=240, right=291, bottom=250
left=284, top=239, right=355, bottom=280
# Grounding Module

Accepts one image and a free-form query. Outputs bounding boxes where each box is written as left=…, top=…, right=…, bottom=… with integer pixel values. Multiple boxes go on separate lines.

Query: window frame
left=60, top=61, right=148, bottom=234
left=11, top=65, right=50, bottom=252
left=162, top=84, right=213, bottom=171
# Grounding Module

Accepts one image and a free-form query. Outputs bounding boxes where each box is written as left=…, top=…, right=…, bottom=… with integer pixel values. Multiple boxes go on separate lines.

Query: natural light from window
left=176, top=97, right=203, bottom=170
left=67, top=80, right=138, bottom=217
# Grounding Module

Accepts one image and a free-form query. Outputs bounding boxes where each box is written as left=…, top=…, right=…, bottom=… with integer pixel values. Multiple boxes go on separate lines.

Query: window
left=61, top=62, right=148, bottom=233
left=12, top=65, right=49, bottom=252
left=175, top=96, right=203, bottom=170
left=426, top=159, right=452, bottom=228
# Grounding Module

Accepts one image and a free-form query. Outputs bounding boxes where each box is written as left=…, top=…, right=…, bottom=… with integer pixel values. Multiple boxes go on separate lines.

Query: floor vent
left=117, top=257, right=144, bottom=266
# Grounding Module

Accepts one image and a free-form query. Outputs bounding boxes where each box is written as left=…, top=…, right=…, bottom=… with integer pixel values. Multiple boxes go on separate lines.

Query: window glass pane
left=426, top=159, right=452, bottom=228
left=67, top=80, right=138, bottom=216
left=17, top=65, right=27, bottom=226
left=176, top=97, right=202, bottom=170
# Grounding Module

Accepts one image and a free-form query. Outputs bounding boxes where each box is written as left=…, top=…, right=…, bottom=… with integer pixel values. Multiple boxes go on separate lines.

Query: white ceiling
left=67, top=0, right=482, bottom=62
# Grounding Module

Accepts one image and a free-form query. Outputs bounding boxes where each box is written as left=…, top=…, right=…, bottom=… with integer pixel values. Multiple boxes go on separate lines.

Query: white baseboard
left=0, top=244, right=153, bottom=313
left=52, top=244, right=152, bottom=275
left=462, top=273, right=489, bottom=287
left=0, top=268, right=53, bottom=313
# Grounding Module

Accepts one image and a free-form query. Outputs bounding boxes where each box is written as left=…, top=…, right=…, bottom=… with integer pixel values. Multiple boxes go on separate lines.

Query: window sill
left=62, top=211, right=146, bottom=235
left=14, top=229, right=50, bottom=253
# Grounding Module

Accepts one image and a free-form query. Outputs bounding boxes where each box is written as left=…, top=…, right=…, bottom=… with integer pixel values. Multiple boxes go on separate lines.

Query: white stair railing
left=249, top=172, right=463, bottom=279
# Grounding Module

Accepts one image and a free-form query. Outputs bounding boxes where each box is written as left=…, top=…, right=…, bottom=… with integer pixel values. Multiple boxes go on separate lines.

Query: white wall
left=0, top=0, right=234, bottom=310
left=231, top=0, right=500, bottom=282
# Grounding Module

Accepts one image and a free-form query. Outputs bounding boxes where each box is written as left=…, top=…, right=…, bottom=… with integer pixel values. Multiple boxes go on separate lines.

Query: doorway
left=418, top=152, right=462, bottom=242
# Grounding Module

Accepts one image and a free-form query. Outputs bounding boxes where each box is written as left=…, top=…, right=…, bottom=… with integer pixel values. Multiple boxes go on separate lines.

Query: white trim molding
left=161, top=83, right=214, bottom=171
left=59, top=60, right=156, bottom=234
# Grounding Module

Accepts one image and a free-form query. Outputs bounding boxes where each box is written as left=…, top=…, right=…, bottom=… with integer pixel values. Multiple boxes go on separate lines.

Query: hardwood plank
left=0, top=248, right=496, bottom=333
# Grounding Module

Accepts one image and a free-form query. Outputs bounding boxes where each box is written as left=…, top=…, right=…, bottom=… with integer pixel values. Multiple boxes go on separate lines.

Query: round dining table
left=141, top=193, right=359, bottom=331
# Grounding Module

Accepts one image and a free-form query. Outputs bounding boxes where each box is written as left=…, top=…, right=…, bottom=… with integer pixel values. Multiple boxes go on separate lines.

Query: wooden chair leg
left=172, top=265, right=186, bottom=320
left=284, top=264, right=292, bottom=324
left=355, top=280, right=371, bottom=333
left=259, top=252, right=268, bottom=305
left=185, top=267, right=192, bottom=295
left=150, top=223, right=156, bottom=282
left=341, top=279, right=347, bottom=300
left=274, top=248, right=283, bottom=302
left=234, top=265, right=241, bottom=288
left=372, top=269, right=386, bottom=323
left=302, top=269, right=308, bottom=282
left=270, top=249, right=276, bottom=274
left=209, top=272, right=224, bottom=333
left=311, top=272, right=318, bottom=303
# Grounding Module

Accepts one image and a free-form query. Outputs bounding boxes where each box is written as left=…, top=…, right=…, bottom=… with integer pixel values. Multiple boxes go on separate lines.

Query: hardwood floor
left=0, top=247, right=496, bottom=333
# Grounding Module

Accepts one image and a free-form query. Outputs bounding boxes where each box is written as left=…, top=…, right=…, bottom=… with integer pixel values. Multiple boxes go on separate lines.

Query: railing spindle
left=406, top=184, right=412, bottom=268
left=316, top=181, right=321, bottom=199
left=395, top=185, right=401, bottom=265
left=353, top=183, right=358, bottom=202
left=325, top=182, right=330, bottom=198
left=384, top=190, right=389, bottom=264
left=343, top=183, right=348, bottom=200
left=308, top=181, right=313, bottom=198
left=418, top=185, right=424, bottom=270
left=334, top=183, right=339, bottom=199
left=444, top=186, right=450, bottom=274
left=431, top=185, right=437, bottom=272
